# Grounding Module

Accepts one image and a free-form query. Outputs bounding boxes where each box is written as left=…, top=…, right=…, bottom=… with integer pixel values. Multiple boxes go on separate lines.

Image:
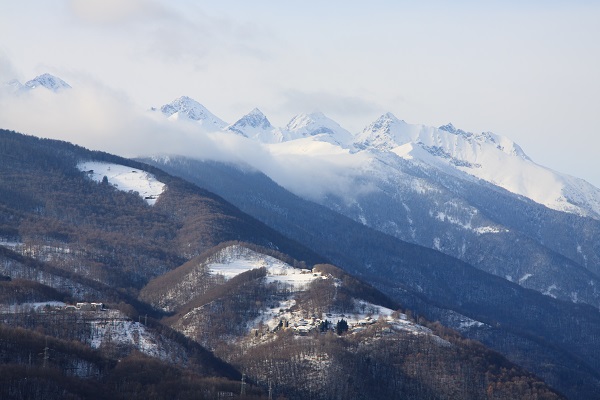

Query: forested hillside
left=0, top=129, right=565, bottom=399
left=145, top=156, right=600, bottom=399
left=142, top=243, right=562, bottom=400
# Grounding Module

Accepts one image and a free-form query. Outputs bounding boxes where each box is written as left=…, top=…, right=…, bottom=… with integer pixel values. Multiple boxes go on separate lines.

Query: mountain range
left=0, top=129, right=566, bottom=399
left=149, top=93, right=600, bottom=309
left=2, top=73, right=600, bottom=398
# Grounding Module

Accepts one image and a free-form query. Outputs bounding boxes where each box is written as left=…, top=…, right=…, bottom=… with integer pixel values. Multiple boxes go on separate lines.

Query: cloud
left=265, top=151, right=374, bottom=202
left=281, top=89, right=382, bottom=116
left=0, top=74, right=372, bottom=202
left=0, top=76, right=210, bottom=158
left=67, top=0, right=162, bottom=24
left=0, top=52, right=19, bottom=81
left=278, top=89, right=384, bottom=132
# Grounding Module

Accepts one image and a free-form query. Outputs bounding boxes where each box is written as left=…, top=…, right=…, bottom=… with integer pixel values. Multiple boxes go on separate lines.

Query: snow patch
left=78, top=161, right=165, bottom=205
left=208, top=245, right=324, bottom=292
left=473, top=226, right=506, bottom=235
left=571, top=292, right=579, bottom=303
left=519, top=273, right=533, bottom=284
left=543, top=284, right=558, bottom=298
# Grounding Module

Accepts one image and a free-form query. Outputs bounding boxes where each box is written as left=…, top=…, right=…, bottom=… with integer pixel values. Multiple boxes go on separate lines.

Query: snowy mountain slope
left=154, top=99, right=600, bottom=220
left=77, top=161, right=165, bottom=205
left=149, top=155, right=600, bottom=309
left=158, top=96, right=227, bottom=130
left=145, top=101, right=600, bottom=306
left=140, top=244, right=318, bottom=313
left=272, top=134, right=600, bottom=305
left=356, top=113, right=600, bottom=219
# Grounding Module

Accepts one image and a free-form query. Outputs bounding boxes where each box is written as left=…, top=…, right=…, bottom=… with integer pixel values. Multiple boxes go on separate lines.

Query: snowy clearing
left=208, top=245, right=324, bottom=292
left=77, top=161, right=165, bottom=205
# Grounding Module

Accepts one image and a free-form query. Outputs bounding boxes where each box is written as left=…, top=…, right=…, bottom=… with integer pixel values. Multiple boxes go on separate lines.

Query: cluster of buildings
left=63, top=302, right=105, bottom=312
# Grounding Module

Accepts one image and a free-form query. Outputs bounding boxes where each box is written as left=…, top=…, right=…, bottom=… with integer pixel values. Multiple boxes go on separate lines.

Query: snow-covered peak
left=285, top=112, right=353, bottom=146
left=354, top=112, right=416, bottom=150
left=227, top=108, right=273, bottom=134
left=224, top=108, right=288, bottom=142
left=24, top=73, right=71, bottom=92
left=159, top=96, right=227, bottom=130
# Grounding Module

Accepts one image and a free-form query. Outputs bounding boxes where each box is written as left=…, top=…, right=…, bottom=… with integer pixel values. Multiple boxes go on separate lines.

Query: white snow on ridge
left=225, top=108, right=287, bottom=143
left=269, top=112, right=600, bottom=219
left=373, top=118, right=600, bottom=219
left=24, top=73, right=71, bottom=92
left=158, top=96, right=227, bottom=131
left=208, top=245, right=323, bottom=292
left=77, top=161, right=165, bottom=205
left=150, top=97, right=600, bottom=219
left=519, top=273, right=533, bottom=284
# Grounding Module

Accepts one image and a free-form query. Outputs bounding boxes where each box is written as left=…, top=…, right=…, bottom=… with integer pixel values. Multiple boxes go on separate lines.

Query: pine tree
left=335, top=319, right=348, bottom=335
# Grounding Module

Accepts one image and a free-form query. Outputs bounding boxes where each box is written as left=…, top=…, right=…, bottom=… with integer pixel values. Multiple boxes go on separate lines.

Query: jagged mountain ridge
left=151, top=94, right=600, bottom=220
left=6, top=73, right=71, bottom=93
left=8, top=74, right=597, bottom=220
left=11, top=75, right=595, bottom=220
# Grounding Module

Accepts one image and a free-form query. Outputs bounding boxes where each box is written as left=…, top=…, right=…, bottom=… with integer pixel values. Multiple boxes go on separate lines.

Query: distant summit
left=227, top=108, right=273, bottom=136
left=226, top=108, right=285, bottom=142
left=286, top=112, right=351, bottom=141
left=354, top=112, right=413, bottom=150
left=159, top=96, right=227, bottom=130
left=6, top=73, right=71, bottom=93
left=24, top=73, right=71, bottom=92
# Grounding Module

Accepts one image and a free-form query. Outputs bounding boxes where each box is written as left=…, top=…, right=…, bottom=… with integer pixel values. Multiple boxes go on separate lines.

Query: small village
left=0, top=301, right=106, bottom=315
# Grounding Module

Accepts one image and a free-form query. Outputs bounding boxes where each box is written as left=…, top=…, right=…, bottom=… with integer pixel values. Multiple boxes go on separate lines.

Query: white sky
left=0, top=0, right=599, bottom=187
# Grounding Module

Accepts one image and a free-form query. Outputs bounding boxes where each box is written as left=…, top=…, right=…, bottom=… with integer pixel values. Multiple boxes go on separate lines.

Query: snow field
left=77, top=161, right=165, bottom=205
left=208, top=246, right=324, bottom=292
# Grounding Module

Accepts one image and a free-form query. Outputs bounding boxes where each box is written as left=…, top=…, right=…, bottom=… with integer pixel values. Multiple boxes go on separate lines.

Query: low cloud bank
left=0, top=79, right=369, bottom=202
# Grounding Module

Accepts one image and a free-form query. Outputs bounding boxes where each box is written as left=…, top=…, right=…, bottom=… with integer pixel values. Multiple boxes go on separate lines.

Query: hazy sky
left=1, top=0, right=599, bottom=186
